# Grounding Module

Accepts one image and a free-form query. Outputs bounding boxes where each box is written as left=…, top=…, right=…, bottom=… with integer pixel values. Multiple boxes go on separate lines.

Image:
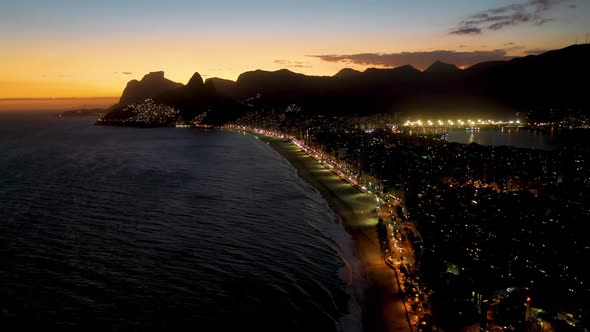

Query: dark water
left=444, top=127, right=561, bottom=150
left=0, top=113, right=362, bottom=331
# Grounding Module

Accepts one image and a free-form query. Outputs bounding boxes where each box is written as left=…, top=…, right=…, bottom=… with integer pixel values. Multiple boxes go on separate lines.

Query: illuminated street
left=229, top=125, right=422, bottom=332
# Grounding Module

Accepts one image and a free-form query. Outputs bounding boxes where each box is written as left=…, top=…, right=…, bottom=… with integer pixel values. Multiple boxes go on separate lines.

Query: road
left=379, top=197, right=431, bottom=332
left=231, top=126, right=416, bottom=332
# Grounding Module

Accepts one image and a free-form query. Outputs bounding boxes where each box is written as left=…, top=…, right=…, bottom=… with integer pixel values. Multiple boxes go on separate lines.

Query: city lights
left=401, top=118, right=523, bottom=128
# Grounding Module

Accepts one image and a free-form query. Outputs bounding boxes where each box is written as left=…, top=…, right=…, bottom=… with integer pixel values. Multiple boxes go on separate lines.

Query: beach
left=257, top=134, right=411, bottom=332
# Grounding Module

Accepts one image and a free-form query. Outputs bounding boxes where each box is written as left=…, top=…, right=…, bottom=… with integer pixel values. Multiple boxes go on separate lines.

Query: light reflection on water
left=445, top=128, right=560, bottom=150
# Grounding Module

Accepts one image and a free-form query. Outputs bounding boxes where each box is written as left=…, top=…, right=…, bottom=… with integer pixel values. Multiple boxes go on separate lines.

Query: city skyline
left=1, top=0, right=589, bottom=99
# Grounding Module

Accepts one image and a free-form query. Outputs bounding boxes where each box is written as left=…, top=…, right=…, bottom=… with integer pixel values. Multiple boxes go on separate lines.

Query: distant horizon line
left=0, top=97, right=119, bottom=101
left=3, top=43, right=587, bottom=100
left=0, top=61, right=498, bottom=100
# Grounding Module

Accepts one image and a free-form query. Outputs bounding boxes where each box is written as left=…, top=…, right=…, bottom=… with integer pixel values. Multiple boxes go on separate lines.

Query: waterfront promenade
left=246, top=130, right=412, bottom=332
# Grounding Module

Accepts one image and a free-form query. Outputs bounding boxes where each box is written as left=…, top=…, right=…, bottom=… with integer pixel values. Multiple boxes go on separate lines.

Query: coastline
left=254, top=133, right=411, bottom=332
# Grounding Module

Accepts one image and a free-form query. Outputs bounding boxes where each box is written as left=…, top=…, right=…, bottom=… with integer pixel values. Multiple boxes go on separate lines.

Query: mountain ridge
left=424, top=61, right=460, bottom=73
left=100, top=44, right=590, bottom=125
left=110, top=71, right=183, bottom=111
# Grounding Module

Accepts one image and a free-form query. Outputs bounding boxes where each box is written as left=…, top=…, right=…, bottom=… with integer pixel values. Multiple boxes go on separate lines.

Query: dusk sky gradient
left=1, top=0, right=589, bottom=99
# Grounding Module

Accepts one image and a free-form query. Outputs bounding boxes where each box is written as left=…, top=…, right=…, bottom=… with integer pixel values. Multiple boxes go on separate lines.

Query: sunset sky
left=1, top=0, right=589, bottom=100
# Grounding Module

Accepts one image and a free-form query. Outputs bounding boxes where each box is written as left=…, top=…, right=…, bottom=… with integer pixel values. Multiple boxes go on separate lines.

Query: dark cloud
left=568, top=4, right=576, bottom=8
left=450, top=27, right=482, bottom=35
left=451, top=0, right=572, bottom=35
left=274, top=60, right=312, bottom=68
left=121, top=72, right=133, bottom=75
left=535, top=18, right=553, bottom=25
left=308, top=50, right=515, bottom=70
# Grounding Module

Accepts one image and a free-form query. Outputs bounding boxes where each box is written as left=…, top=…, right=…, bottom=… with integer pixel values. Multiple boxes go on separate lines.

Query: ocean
left=0, top=113, right=362, bottom=331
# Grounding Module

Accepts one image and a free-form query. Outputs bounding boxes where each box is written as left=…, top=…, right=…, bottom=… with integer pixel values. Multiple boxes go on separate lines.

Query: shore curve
left=254, top=134, right=411, bottom=332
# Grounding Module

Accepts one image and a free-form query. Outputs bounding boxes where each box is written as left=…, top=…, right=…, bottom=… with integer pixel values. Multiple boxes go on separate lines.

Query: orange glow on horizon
left=2, top=0, right=584, bottom=100
left=0, top=97, right=119, bottom=112
left=0, top=31, right=569, bottom=99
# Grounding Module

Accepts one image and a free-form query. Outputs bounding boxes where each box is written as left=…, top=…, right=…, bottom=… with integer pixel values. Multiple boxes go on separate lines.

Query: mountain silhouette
left=102, top=71, right=246, bottom=125
left=154, top=72, right=246, bottom=125
left=205, top=77, right=236, bottom=97
left=333, top=68, right=362, bottom=78
left=186, top=72, right=205, bottom=89
left=101, top=44, right=590, bottom=125
left=110, top=71, right=183, bottom=111
left=424, top=61, right=460, bottom=73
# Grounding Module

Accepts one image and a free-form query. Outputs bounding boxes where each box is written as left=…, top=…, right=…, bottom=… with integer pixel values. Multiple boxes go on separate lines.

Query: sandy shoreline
left=254, top=134, right=411, bottom=332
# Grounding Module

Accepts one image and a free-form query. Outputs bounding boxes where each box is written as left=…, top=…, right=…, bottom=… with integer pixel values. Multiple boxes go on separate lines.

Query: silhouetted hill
left=205, top=77, right=236, bottom=97
left=459, top=44, right=590, bottom=112
left=354, top=66, right=422, bottom=84
left=232, top=69, right=336, bottom=113
left=100, top=44, right=590, bottom=126
left=111, top=71, right=183, bottom=110
left=186, top=72, right=205, bottom=89
left=424, top=61, right=460, bottom=73
left=101, top=71, right=247, bottom=126
left=154, top=72, right=247, bottom=125
left=334, top=68, right=362, bottom=78
left=235, top=69, right=327, bottom=97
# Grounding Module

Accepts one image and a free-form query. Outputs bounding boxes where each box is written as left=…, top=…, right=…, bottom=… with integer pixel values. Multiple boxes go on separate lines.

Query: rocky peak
left=141, top=71, right=166, bottom=81
left=187, top=72, right=204, bottom=88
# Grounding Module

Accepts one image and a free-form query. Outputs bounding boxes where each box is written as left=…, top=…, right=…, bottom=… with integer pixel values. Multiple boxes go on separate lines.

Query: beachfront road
left=257, top=135, right=412, bottom=332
